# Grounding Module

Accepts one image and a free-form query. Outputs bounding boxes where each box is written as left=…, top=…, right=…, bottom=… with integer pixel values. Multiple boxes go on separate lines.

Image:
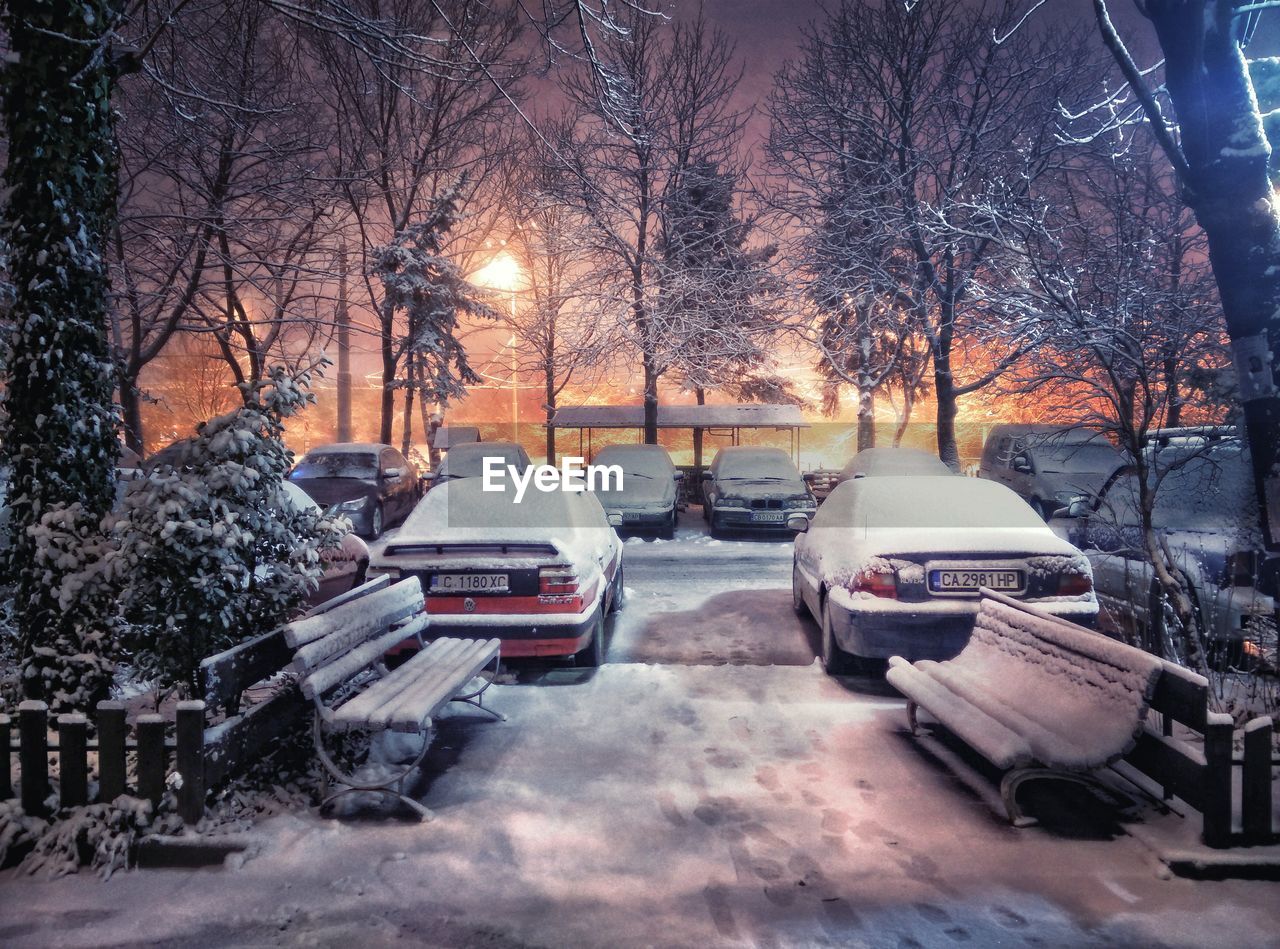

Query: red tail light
left=849, top=571, right=897, bottom=599
left=1056, top=573, right=1093, bottom=597
left=539, top=564, right=579, bottom=596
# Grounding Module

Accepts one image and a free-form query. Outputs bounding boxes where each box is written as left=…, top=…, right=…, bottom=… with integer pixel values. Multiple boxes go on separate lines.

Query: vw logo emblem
left=463, top=597, right=477, bottom=613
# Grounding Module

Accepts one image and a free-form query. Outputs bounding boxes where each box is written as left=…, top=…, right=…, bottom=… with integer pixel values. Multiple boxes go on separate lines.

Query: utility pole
left=336, top=240, right=352, bottom=443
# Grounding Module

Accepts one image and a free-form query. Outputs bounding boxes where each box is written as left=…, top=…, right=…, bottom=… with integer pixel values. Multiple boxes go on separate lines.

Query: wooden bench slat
left=284, top=577, right=423, bottom=649
left=301, top=622, right=426, bottom=701
left=380, top=640, right=501, bottom=733
left=292, top=597, right=425, bottom=675
left=199, top=627, right=291, bottom=711
left=327, top=637, right=469, bottom=726
left=886, top=657, right=1033, bottom=770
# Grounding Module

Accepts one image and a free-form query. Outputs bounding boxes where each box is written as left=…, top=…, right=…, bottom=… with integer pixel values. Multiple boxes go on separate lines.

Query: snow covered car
left=279, top=481, right=371, bottom=607
left=424, top=441, right=532, bottom=487
left=1071, top=439, right=1275, bottom=668
left=702, top=447, right=816, bottom=534
left=979, top=425, right=1121, bottom=520
left=287, top=443, right=419, bottom=539
left=367, top=478, right=624, bottom=665
left=834, top=446, right=953, bottom=484
left=791, top=475, right=1098, bottom=673
left=590, top=444, right=682, bottom=539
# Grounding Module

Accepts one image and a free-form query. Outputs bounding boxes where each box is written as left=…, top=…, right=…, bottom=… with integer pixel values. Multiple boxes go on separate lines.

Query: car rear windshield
left=292, top=453, right=377, bottom=479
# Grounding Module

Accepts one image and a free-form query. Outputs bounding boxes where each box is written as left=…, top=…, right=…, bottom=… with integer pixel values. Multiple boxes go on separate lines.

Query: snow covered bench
left=886, top=590, right=1235, bottom=844
left=286, top=575, right=503, bottom=820
left=198, top=575, right=502, bottom=820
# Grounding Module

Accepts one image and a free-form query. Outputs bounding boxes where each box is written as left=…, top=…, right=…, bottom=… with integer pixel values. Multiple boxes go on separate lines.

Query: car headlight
left=335, top=497, right=368, bottom=512
left=785, top=497, right=813, bottom=509
left=718, top=495, right=744, bottom=506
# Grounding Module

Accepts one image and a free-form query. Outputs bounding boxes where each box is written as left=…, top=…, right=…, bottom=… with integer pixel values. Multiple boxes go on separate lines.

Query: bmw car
left=702, top=446, right=816, bottom=535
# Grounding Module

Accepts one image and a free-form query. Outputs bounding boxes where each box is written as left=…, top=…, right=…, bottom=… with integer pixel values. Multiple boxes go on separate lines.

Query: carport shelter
left=548, top=404, right=808, bottom=467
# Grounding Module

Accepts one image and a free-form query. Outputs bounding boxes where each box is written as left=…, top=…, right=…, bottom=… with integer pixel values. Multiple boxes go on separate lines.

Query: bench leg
left=450, top=651, right=507, bottom=722
left=1000, top=768, right=1124, bottom=828
left=313, top=716, right=435, bottom=822
left=906, top=701, right=920, bottom=736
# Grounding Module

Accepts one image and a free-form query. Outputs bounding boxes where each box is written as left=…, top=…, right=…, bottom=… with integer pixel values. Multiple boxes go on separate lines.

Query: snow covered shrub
left=113, top=365, right=346, bottom=696
left=21, top=794, right=182, bottom=880
left=0, top=800, right=46, bottom=869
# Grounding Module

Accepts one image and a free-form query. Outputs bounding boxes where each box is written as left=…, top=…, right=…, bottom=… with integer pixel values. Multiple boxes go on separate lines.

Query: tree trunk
left=121, top=380, right=145, bottom=455
left=934, top=360, right=960, bottom=471
left=643, top=356, right=659, bottom=445
left=1136, top=2, right=1280, bottom=549
left=379, top=298, right=396, bottom=446
left=693, top=387, right=706, bottom=471
left=335, top=241, right=352, bottom=442
left=545, top=362, right=557, bottom=465
left=857, top=386, right=876, bottom=453
left=401, top=353, right=415, bottom=458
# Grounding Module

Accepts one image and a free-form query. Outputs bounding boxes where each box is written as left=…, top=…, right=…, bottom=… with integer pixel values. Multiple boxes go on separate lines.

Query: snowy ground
left=3, top=513, right=1280, bottom=947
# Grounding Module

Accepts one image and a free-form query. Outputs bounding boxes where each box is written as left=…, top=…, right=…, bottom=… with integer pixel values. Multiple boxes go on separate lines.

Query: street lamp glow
left=474, top=251, right=520, bottom=291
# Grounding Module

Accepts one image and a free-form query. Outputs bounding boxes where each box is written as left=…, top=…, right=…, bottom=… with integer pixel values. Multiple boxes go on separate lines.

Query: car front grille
left=749, top=499, right=783, bottom=510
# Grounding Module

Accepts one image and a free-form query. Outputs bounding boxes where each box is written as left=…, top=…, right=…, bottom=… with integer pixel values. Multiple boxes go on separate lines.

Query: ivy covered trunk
left=1, top=0, right=124, bottom=704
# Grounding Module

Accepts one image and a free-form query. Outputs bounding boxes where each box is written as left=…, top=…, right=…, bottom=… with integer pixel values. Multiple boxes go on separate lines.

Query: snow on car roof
left=839, top=447, right=951, bottom=478
left=823, top=476, right=1046, bottom=530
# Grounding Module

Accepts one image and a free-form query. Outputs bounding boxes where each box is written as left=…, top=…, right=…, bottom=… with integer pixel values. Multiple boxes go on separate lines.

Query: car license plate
left=430, top=572, right=509, bottom=593
left=751, top=510, right=786, bottom=523
left=928, top=569, right=1023, bottom=595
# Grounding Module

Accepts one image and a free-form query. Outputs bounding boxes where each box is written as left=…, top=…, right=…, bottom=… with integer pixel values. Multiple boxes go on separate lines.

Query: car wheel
left=354, top=558, right=369, bottom=589
left=576, top=610, right=606, bottom=667
left=820, top=597, right=851, bottom=675
left=791, top=562, right=807, bottom=616
left=1148, top=581, right=1202, bottom=667
left=610, top=564, right=625, bottom=613
left=661, top=512, right=676, bottom=540
left=368, top=503, right=384, bottom=539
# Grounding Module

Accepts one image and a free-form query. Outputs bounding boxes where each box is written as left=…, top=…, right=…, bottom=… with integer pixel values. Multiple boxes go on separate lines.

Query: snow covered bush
left=113, top=365, right=346, bottom=697
left=19, top=794, right=182, bottom=880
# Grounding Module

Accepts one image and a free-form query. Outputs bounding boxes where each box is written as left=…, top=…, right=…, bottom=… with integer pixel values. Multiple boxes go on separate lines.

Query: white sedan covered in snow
left=790, top=476, right=1098, bottom=673
left=368, top=478, right=624, bottom=665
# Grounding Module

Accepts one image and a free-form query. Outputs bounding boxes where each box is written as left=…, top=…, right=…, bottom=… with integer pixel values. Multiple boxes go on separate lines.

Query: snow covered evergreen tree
left=113, top=366, right=344, bottom=697
left=374, top=182, right=497, bottom=454
left=1, top=0, right=126, bottom=706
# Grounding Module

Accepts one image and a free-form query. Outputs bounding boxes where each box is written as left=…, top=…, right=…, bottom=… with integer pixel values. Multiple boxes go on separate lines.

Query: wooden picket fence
left=1, top=699, right=207, bottom=824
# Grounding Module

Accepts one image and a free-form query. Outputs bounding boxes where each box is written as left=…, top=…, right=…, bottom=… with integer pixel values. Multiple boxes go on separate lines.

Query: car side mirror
left=786, top=514, right=810, bottom=533
left=1011, top=455, right=1032, bottom=474
left=381, top=467, right=402, bottom=480
left=607, top=513, right=623, bottom=527
left=673, top=471, right=684, bottom=481
left=701, top=471, right=712, bottom=481
left=1059, top=498, right=1090, bottom=519
left=802, top=472, right=816, bottom=484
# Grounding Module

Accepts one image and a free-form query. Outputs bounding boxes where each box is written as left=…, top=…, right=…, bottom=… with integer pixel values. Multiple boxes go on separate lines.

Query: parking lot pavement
left=8, top=518, right=1279, bottom=947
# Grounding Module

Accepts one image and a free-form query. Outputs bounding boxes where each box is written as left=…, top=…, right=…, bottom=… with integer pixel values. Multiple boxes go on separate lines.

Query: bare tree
left=770, top=0, right=1089, bottom=468
left=1015, top=125, right=1230, bottom=667
left=551, top=10, right=748, bottom=444
left=312, top=0, right=523, bottom=447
